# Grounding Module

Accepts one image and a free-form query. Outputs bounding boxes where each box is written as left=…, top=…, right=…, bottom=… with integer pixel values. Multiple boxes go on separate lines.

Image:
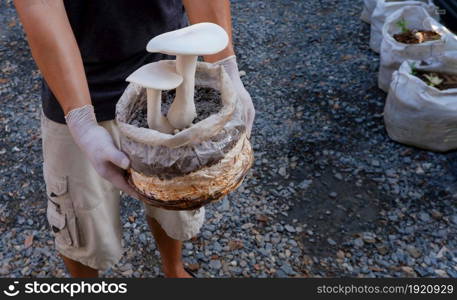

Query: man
left=14, top=0, right=255, bottom=278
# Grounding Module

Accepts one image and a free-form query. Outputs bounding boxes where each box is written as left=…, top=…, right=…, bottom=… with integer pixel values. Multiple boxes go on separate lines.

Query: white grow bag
left=361, top=0, right=379, bottom=24
left=384, top=54, right=457, bottom=152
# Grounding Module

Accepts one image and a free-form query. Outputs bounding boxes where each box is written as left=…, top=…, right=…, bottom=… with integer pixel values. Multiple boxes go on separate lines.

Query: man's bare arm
left=182, top=0, right=235, bottom=62
left=14, top=0, right=138, bottom=197
left=183, top=0, right=255, bottom=137
left=14, top=0, right=90, bottom=114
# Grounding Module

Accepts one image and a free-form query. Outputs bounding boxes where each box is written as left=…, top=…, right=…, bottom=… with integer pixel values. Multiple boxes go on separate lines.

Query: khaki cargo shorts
left=41, top=112, right=205, bottom=270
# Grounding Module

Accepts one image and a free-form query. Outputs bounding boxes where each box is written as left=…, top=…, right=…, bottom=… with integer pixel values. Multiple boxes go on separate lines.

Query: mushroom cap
left=126, top=61, right=183, bottom=90
left=146, top=22, right=229, bottom=56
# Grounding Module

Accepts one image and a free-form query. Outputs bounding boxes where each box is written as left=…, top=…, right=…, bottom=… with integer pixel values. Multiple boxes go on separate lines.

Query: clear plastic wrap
left=361, top=0, right=378, bottom=24
left=116, top=61, right=253, bottom=209
left=128, top=133, right=253, bottom=210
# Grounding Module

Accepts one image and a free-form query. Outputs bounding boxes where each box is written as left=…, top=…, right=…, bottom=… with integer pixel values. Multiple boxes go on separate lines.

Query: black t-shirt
left=42, top=0, right=186, bottom=124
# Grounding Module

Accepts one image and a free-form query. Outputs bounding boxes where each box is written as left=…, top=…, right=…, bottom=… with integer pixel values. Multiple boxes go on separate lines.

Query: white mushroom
left=146, top=22, right=229, bottom=129
left=126, top=61, right=183, bottom=134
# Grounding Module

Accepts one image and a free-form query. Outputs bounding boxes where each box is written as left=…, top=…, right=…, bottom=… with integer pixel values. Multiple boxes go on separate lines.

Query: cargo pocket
left=45, top=173, right=82, bottom=248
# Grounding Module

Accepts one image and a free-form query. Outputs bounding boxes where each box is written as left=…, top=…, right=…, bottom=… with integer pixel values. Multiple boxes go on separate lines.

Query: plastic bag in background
left=116, top=60, right=246, bottom=179
left=370, top=0, right=437, bottom=53
left=384, top=54, right=457, bottom=152
left=378, top=6, right=454, bottom=92
left=361, top=0, right=379, bottom=24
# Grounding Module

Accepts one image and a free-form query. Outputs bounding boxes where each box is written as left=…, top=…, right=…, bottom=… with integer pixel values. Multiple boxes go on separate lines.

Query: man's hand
left=214, top=56, right=255, bottom=138
left=65, top=105, right=139, bottom=197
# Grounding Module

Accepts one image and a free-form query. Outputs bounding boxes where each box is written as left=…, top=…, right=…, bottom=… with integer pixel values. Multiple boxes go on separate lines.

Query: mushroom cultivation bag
left=116, top=61, right=253, bottom=210
left=384, top=54, right=457, bottom=152
left=361, top=0, right=379, bottom=24
left=378, top=6, right=454, bottom=92
left=370, top=0, right=437, bottom=53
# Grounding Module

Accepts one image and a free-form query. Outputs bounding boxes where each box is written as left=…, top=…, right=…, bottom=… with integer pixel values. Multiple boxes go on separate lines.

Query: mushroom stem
left=167, top=55, right=198, bottom=129
left=146, top=88, right=174, bottom=134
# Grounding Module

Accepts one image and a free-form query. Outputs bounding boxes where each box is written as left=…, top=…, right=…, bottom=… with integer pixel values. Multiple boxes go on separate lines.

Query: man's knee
left=144, top=204, right=205, bottom=241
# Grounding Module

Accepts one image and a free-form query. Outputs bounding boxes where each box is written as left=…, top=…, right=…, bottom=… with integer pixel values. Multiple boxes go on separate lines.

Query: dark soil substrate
left=129, top=87, right=222, bottom=131
left=394, top=30, right=441, bottom=44
left=415, top=71, right=457, bottom=90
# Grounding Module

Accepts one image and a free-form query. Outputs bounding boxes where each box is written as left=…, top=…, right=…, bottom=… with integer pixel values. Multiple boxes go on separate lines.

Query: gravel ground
left=1, top=0, right=457, bottom=278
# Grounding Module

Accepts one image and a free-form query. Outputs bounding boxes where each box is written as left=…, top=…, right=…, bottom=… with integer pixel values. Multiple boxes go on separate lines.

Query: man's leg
left=60, top=254, right=98, bottom=278
left=146, top=217, right=192, bottom=278
left=42, top=114, right=124, bottom=278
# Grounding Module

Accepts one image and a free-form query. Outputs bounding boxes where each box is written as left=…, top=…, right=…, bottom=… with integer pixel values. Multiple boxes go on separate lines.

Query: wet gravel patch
left=1, top=0, right=457, bottom=278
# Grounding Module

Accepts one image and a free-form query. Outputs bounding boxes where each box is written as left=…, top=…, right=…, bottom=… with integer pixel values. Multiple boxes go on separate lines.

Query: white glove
left=214, top=55, right=255, bottom=138
left=65, top=105, right=138, bottom=197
